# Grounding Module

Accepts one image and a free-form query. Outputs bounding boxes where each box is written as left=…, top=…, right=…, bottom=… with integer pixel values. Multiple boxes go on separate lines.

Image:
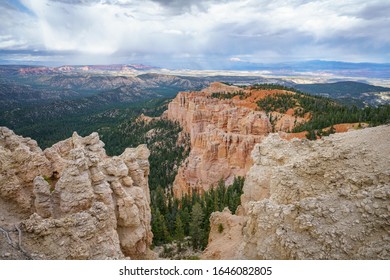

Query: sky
left=0, top=0, right=389, bottom=69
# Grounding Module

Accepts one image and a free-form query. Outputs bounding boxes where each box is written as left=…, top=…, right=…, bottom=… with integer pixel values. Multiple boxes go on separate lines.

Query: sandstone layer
left=166, top=82, right=305, bottom=196
left=203, top=125, right=390, bottom=259
left=0, top=127, right=153, bottom=259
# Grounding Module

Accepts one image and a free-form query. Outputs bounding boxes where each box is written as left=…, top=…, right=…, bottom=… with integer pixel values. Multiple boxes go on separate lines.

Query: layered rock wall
left=0, top=127, right=153, bottom=259
left=203, top=125, right=390, bottom=259
left=166, top=82, right=307, bottom=196
left=166, top=83, right=273, bottom=196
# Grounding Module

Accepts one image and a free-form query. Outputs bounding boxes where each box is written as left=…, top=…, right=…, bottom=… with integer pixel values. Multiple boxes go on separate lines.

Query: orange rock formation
left=166, top=82, right=305, bottom=196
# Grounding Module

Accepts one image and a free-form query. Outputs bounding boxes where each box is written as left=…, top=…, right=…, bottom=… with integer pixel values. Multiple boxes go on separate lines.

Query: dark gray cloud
left=358, top=2, right=390, bottom=19
left=150, top=0, right=216, bottom=8
left=48, top=0, right=133, bottom=7
left=1, top=2, right=15, bottom=10
left=49, top=0, right=105, bottom=4
left=149, top=0, right=235, bottom=14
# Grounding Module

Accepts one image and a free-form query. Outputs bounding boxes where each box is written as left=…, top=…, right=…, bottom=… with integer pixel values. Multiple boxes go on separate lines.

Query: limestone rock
left=202, top=207, right=245, bottom=260
left=166, top=84, right=271, bottom=196
left=0, top=127, right=52, bottom=220
left=0, top=127, right=153, bottom=259
left=204, top=125, right=390, bottom=259
left=166, top=82, right=307, bottom=196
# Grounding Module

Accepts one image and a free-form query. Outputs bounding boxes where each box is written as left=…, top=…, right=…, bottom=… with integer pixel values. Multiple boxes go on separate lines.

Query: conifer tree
left=174, top=216, right=185, bottom=241
left=190, top=202, right=204, bottom=250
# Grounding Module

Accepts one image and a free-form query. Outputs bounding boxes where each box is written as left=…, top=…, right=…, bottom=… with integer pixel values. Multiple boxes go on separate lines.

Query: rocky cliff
left=166, top=82, right=305, bottom=196
left=203, top=125, right=390, bottom=259
left=0, top=127, right=153, bottom=260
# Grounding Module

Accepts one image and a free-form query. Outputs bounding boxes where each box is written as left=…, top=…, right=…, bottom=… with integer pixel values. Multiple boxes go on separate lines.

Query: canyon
left=165, top=82, right=390, bottom=259
left=1, top=79, right=389, bottom=260
left=166, top=82, right=307, bottom=196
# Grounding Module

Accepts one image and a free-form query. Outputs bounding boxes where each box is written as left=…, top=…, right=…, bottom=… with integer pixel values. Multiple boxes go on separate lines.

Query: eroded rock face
left=204, top=125, right=390, bottom=259
left=0, top=127, right=52, bottom=220
left=0, top=127, right=153, bottom=259
left=202, top=207, right=245, bottom=260
left=166, top=82, right=307, bottom=196
left=166, top=84, right=272, bottom=196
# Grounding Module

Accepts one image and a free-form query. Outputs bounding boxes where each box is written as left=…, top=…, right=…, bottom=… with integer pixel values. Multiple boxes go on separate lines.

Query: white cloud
left=0, top=2, right=40, bottom=50
left=0, top=0, right=388, bottom=65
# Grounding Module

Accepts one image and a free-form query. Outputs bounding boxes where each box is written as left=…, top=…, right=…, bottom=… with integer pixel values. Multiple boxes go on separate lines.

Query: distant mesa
left=16, top=64, right=159, bottom=75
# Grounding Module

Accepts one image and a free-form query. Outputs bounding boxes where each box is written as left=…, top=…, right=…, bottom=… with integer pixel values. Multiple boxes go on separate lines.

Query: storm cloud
left=0, top=0, right=389, bottom=67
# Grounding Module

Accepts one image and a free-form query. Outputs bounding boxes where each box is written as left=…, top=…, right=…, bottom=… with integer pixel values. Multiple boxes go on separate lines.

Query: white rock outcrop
left=203, top=125, right=390, bottom=259
left=0, top=127, right=153, bottom=259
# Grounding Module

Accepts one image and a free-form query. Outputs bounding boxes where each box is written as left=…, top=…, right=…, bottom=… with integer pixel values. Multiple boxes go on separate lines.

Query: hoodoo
left=166, top=82, right=307, bottom=197
left=0, top=127, right=153, bottom=259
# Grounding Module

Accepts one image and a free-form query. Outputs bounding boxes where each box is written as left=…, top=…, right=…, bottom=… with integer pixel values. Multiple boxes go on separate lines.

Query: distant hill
left=294, top=81, right=390, bottom=95
left=219, top=60, right=390, bottom=78
left=0, top=68, right=211, bottom=133
left=293, top=81, right=390, bottom=107
left=1, top=65, right=390, bottom=134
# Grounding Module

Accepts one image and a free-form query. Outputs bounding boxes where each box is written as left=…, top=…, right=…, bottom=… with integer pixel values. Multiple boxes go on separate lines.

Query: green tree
left=152, top=208, right=171, bottom=246
left=174, top=216, right=185, bottom=241
left=190, top=202, right=205, bottom=250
